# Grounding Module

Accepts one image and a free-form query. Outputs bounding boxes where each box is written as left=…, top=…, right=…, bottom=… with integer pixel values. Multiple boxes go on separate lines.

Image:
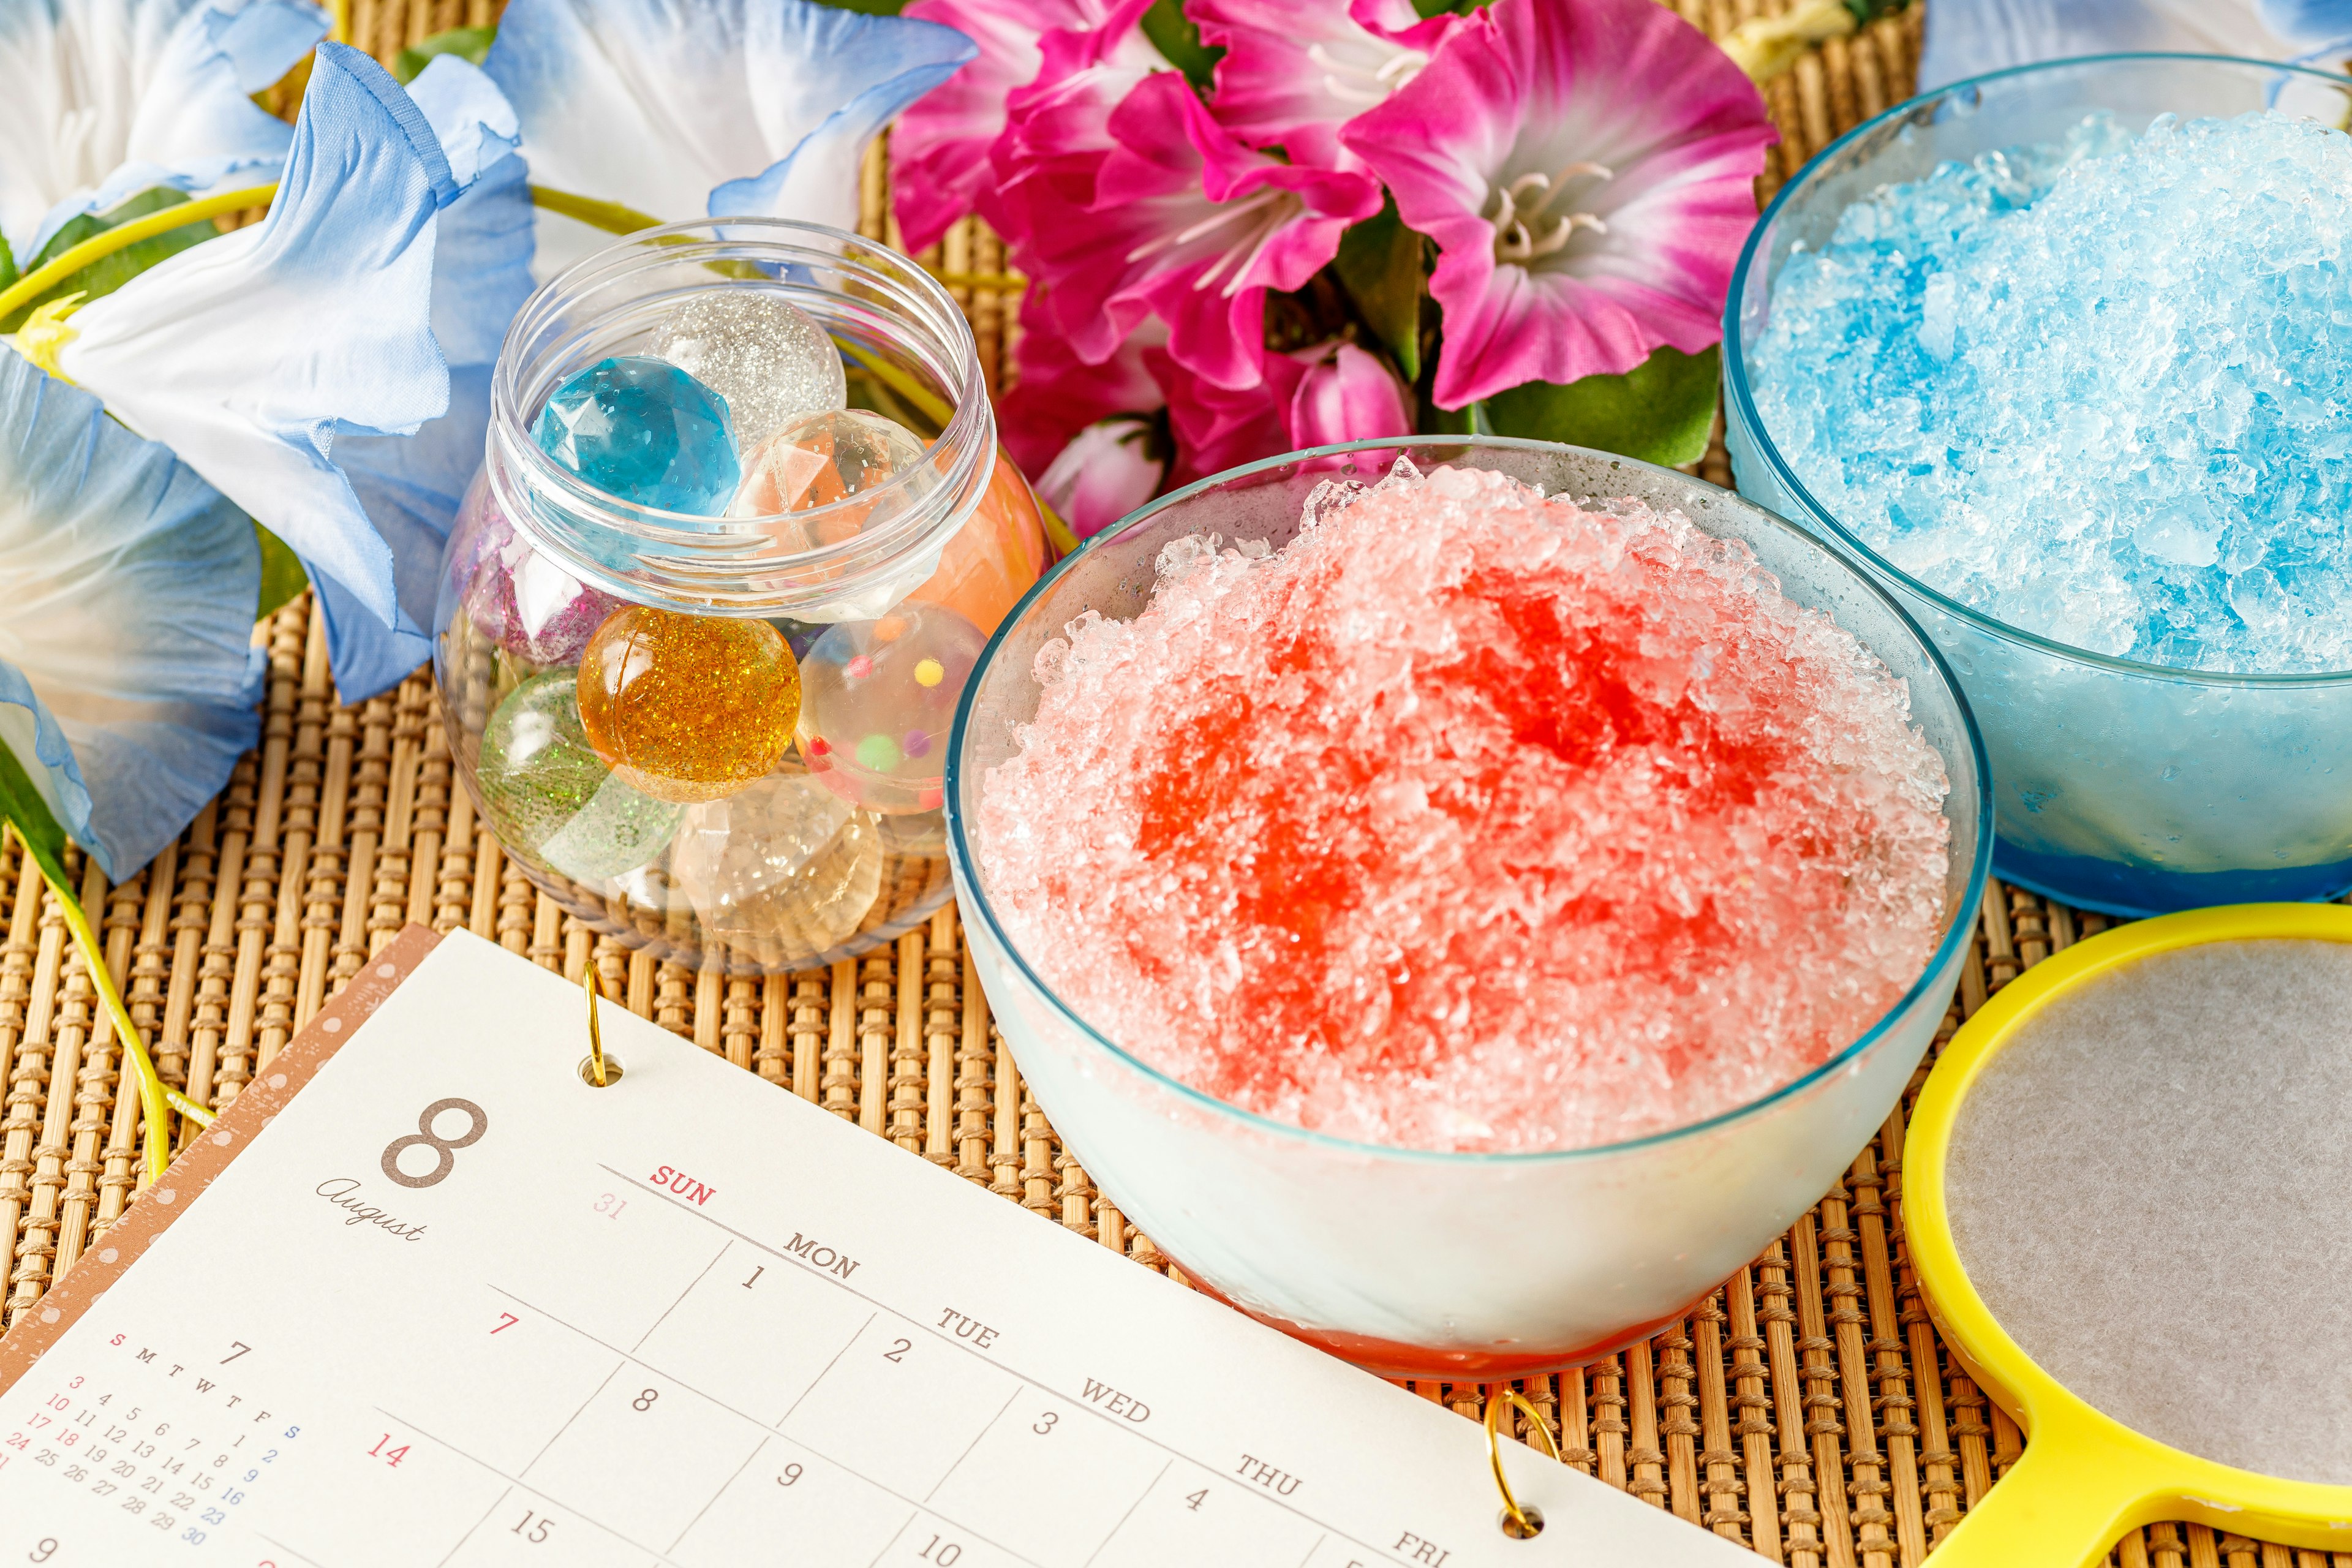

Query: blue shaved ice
left=1753, top=110, right=2352, bottom=674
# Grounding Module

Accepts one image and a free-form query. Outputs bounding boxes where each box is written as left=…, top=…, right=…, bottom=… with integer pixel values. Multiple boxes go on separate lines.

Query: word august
left=315, top=1177, right=428, bottom=1240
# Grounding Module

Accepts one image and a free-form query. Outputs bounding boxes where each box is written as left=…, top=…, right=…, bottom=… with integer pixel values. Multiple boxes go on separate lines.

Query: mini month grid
left=0, top=931, right=1748, bottom=1567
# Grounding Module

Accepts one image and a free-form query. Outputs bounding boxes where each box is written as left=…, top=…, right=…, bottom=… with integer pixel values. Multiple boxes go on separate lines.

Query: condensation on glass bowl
left=1725, top=53, right=2352, bottom=918
left=944, top=435, right=1992, bottom=1377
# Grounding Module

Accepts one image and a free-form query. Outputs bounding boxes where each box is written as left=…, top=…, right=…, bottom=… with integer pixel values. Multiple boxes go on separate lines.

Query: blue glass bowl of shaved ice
left=1726, top=54, right=2352, bottom=916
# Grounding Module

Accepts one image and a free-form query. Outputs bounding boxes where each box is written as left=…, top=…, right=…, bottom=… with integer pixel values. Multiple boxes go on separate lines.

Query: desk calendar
left=0, top=927, right=1749, bottom=1568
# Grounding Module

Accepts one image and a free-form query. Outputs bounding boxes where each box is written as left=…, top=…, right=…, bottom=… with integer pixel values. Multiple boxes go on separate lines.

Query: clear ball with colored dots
left=797, top=603, right=987, bottom=813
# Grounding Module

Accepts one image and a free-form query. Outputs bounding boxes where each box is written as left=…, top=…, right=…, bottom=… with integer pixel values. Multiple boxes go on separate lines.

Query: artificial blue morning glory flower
left=40, top=42, right=502, bottom=707
left=0, top=0, right=328, bottom=268
left=330, top=53, right=535, bottom=700
left=0, top=349, right=265, bottom=880
left=484, top=0, right=977, bottom=281
left=2262, top=0, right=2352, bottom=58
left=1921, top=0, right=2331, bottom=91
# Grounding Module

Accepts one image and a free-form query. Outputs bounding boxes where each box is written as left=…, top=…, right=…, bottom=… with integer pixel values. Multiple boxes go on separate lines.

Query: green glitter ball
left=479, top=671, right=683, bottom=881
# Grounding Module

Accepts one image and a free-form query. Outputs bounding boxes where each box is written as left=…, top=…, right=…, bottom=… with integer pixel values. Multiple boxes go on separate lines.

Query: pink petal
left=1017, top=71, right=1376, bottom=391
left=1152, top=344, right=1302, bottom=484
left=1285, top=341, right=1414, bottom=448
left=1001, top=290, right=1164, bottom=476
left=1035, top=417, right=1166, bottom=537
left=1341, top=0, right=1773, bottom=407
left=894, top=0, right=1101, bottom=252
left=992, top=0, right=1161, bottom=208
left=1194, top=0, right=1458, bottom=171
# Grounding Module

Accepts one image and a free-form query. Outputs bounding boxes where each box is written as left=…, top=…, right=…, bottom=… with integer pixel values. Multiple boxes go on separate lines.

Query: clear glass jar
left=435, top=220, right=1048, bottom=972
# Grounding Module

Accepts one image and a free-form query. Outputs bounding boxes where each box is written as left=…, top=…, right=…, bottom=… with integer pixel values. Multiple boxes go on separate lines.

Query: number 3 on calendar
left=380, top=1099, right=489, bottom=1189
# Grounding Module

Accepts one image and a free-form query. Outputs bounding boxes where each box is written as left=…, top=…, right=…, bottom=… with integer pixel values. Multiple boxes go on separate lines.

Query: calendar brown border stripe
left=0, top=924, right=444, bottom=1399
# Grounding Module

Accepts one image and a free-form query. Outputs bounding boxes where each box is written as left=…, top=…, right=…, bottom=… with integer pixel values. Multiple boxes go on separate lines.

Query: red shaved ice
left=976, top=463, right=1951, bottom=1153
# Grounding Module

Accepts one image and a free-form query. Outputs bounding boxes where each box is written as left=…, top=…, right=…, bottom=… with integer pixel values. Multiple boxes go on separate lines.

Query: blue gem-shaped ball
left=532, top=355, right=741, bottom=515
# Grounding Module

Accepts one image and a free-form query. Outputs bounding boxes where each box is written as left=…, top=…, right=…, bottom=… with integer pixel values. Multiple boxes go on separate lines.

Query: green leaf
left=1482, top=345, right=1721, bottom=468
left=1, top=189, right=212, bottom=332
left=811, top=0, right=907, bottom=11
left=1142, top=0, right=1223, bottom=94
left=255, top=522, right=308, bottom=620
left=393, top=24, right=497, bottom=83
left=0, top=238, right=17, bottom=295
left=1333, top=202, right=1425, bottom=383
left=1423, top=399, right=1485, bottom=437
left=0, top=736, right=70, bottom=884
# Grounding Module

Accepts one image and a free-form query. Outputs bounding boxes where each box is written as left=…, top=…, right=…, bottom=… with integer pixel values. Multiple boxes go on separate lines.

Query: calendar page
left=0, top=929, right=1749, bottom=1568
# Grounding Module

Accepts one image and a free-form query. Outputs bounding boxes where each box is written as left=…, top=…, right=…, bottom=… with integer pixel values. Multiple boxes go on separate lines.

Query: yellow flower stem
left=928, top=273, right=1027, bottom=291
left=0, top=184, right=277, bottom=326
left=167, top=1087, right=216, bottom=1128
left=528, top=186, right=666, bottom=236
left=34, top=857, right=176, bottom=1182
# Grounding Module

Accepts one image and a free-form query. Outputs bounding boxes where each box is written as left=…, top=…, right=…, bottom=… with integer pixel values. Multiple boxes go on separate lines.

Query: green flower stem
left=35, top=854, right=176, bottom=1183
left=0, top=184, right=277, bottom=326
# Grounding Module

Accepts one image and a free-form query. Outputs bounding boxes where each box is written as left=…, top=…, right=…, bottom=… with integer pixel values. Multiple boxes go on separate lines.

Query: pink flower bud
left=1284, top=342, right=1415, bottom=449
left=1035, top=417, right=1167, bottom=538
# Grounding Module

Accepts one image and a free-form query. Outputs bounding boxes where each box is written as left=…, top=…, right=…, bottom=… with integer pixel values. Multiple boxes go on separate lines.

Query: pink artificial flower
left=1193, top=0, right=1458, bottom=170
left=991, top=0, right=1164, bottom=217
left=892, top=0, right=1104, bottom=252
left=1001, top=288, right=1164, bottom=476
left=1153, top=338, right=1414, bottom=484
left=1286, top=339, right=1415, bottom=449
left=1035, top=417, right=1167, bottom=538
left=1021, top=71, right=1382, bottom=390
left=1342, top=0, right=1774, bottom=409
left=1152, top=344, right=1291, bottom=484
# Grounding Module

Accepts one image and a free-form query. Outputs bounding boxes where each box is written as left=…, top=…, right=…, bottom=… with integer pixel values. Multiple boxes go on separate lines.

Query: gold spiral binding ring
left=1485, top=1390, right=1560, bottom=1540
left=579, top=966, right=623, bottom=1087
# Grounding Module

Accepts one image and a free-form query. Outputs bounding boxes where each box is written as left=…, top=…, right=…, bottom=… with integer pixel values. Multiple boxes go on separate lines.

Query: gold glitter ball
left=653, top=290, right=847, bottom=451
left=576, top=606, right=802, bottom=804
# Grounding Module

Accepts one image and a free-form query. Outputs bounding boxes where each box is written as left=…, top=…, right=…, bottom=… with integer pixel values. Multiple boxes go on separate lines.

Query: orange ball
left=576, top=606, right=801, bottom=804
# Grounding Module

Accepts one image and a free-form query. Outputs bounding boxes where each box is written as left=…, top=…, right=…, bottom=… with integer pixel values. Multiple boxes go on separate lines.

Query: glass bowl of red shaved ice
left=946, top=437, right=1990, bottom=1377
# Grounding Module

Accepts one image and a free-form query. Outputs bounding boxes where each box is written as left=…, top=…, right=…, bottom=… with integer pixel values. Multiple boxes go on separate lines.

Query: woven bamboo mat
left=0, top=6, right=2335, bottom=1566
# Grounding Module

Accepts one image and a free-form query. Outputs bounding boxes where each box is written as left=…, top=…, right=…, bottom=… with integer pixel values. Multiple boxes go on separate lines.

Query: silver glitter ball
left=652, top=290, right=848, bottom=451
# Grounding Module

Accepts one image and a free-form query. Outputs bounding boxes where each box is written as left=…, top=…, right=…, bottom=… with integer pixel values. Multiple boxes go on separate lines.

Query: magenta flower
left=1193, top=0, right=1458, bottom=170
left=1019, top=70, right=1382, bottom=390
left=1342, top=0, right=1774, bottom=408
left=1152, top=345, right=1289, bottom=484
left=1285, top=341, right=1414, bottom=449
left=1153, top=338, right=1412, bottom=484
left=1000, top=289, right=1164, bottom=477
left=893, top=0, right=1107, bottom=252
left=990, top=0, right=1163, bottom=218
left=1035, top=417, right=1166, bottom=538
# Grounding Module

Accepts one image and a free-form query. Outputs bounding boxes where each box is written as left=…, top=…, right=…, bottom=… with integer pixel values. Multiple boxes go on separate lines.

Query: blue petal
left=60, top=42, right=454, bottom=674
left=2263, top=0, right=2352, bottom=41
left=407, top=57, right=535, bottom=368
left=709, top=9, right=975, bottom=232
left=1922, top=0, right=2303, bottom=88
left=2, top=0, right=330, bottom=266
left=0, top=349, right=265, bottom=880
left=330, top=366, right=495, bottom=699
left=486, top=0, right=976, bottom=279
left=326, top=59, right=532, bottom=702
